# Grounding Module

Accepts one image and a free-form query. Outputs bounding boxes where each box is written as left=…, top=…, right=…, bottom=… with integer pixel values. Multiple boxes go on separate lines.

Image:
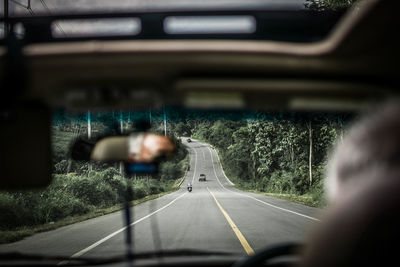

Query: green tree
left=225, top=125, right=255, bottom=182
left=305, top=0, right=358, bottom=10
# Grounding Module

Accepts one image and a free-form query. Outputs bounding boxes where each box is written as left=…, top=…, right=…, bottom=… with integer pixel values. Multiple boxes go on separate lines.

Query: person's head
left=300, top=101, right=400, bottom=267
left=325, top=101, right=400, bottom=202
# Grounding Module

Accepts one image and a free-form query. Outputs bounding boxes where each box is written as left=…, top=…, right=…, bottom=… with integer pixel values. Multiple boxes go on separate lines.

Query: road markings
left=206, top=146, right=320, bottom=222
left=212, top=148, right=235, bottom=186
left=233, top=192, right=320, bottom=221
left=207, top=187, right=255, bottom=256
left=68, top=192, right=188, bottom=259
left=191, top=147, right=198, bottom=184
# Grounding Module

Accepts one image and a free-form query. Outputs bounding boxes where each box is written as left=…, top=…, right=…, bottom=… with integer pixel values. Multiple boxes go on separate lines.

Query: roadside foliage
left=305, top=0, right=358, bottom=10
left=169, top=110, right=353, bottom=207
left=0, top=110, right=187, bottom=236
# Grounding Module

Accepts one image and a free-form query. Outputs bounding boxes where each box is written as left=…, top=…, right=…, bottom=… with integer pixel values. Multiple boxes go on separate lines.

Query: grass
left=0, top=189, right=178, bottom=245
left=0, top=153, right=190, bottom=245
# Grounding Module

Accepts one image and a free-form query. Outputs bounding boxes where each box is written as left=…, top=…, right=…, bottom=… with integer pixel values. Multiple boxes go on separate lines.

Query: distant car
left=199, top=174, right=206, bottom=181
left=187, top=138, right=192, bottom=143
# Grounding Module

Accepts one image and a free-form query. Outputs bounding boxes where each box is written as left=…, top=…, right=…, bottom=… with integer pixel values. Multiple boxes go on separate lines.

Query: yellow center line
left=207, top=187, right=255, bottom=256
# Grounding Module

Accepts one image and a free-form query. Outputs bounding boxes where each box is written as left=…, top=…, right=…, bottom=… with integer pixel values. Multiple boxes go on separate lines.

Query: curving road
left=0, top=139, right=321, bottom=258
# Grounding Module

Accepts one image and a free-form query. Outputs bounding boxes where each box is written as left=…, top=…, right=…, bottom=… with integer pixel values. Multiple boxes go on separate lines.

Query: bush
left=309, top=179, right=327, bottom=207
left=159, top=161, right=181, bottom=181
left=11, top=191, right=43, bottom=226
left=132, top=183, right=147, bottom=199
left=95, top=183, right=118, bottom=207
left=1, top=158, right=186, bottom=231
left=67, top=176, right=118, bottom=207
left=0, top=193, right=21, bottom=229
left=54, top=160, right=69, bottom=174
left=36, top=191, right=92, bottom=222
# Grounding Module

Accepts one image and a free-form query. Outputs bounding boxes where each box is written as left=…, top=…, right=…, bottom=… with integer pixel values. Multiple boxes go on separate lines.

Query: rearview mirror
left=70, top=133, right=176, bottom=173
left=92, top=133, right=175, bottom=163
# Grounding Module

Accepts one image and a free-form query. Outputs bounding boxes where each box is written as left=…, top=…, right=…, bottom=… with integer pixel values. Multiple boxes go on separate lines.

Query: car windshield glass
left=0, top=107, right=356, bottom=258
left=0, top=0, right=364, bottom=262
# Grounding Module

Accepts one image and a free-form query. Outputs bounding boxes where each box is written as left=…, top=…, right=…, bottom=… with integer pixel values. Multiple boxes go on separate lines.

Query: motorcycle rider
left=187, top=183, right=192, bottom=191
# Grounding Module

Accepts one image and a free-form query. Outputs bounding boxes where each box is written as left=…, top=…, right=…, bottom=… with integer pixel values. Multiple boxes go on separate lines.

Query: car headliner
left=4, top=0, right=306, bottom=16
left=0, top=0, right=399, bottom=111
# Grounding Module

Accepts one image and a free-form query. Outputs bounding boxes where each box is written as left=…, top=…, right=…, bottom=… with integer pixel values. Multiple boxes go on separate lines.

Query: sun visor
left=0, top=103, right=52, bottom=189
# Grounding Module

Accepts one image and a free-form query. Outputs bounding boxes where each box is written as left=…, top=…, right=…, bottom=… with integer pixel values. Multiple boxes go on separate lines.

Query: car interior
left=1, top=0, right=400, bottom=266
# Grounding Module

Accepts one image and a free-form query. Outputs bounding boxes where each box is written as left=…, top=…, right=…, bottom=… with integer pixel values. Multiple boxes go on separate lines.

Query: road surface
left=0, top=139, right=321, bottom=258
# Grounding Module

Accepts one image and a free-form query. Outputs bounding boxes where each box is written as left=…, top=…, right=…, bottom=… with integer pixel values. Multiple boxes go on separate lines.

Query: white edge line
left=178, top=137, right=191, bottom=187
left=191, top=147, right=197, bottom=184
left=178, top=137, right=197, bottom=186
left=213, top=147, right=235, bottom=186
left=69, top=192, right=188, bottom=258
left=206, top=146, right=320, bottom=222
left=178, top=177, right=185, bottom=187
left=178, top=152, right=189, bottom=187
left=241, top=194, right=320, bottom=222
left=207, top=146, right=227, bottom=189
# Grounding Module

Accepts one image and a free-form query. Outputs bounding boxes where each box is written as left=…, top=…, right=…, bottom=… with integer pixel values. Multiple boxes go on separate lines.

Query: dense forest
left=304, top=0, right=358, bottom=10
left=168, top=108, right=354, bottom=207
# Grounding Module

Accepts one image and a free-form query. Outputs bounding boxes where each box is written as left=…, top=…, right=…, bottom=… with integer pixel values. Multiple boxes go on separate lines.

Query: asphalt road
left=0, top=139, right=321, bottom=258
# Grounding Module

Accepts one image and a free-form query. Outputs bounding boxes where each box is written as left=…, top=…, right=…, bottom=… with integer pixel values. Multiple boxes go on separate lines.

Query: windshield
left=0, top=0, right=361, bottom=262
left=0, top=107, right=355, bottom=258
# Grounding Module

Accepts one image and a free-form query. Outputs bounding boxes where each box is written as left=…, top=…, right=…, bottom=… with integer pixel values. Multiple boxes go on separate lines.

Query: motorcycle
left=187, top=184, right=192, bottom=192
